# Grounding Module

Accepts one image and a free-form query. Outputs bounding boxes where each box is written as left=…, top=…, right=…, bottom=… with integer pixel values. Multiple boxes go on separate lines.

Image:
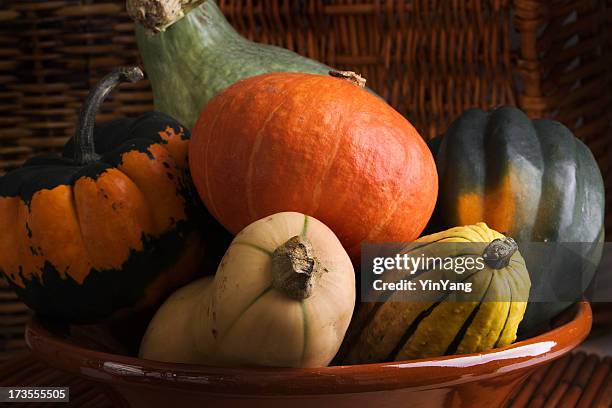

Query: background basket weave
left=0, top=0, right=610, bottom=359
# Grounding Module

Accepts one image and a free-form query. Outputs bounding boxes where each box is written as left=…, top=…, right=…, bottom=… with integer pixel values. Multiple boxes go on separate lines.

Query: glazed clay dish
left=26, top=302, right=591, bottom=408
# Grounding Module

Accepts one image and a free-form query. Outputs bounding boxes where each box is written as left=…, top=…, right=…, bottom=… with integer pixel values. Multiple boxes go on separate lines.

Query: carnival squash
left=140, top=212, right=356, bottom=367
left=189, top=71, right=438, bottom=260
left=0, top=67, right=213, bottom=323
left=342, top=223, right=531, bottom=363
left=127, top=0, right=330, bottom=129
left=430, top=107, right=605, bottom=334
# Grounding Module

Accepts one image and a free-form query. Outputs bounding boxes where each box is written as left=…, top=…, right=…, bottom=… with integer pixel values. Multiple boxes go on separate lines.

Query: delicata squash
left=342, top=223, right=531, bottom=364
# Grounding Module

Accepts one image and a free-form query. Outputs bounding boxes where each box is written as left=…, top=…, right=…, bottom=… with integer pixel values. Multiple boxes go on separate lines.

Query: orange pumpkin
left=189, top=71, right=437, bottom=259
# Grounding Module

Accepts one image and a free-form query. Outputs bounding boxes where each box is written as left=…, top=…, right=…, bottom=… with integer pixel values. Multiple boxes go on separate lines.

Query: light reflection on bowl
left=26, top=302, right=592, bottom=408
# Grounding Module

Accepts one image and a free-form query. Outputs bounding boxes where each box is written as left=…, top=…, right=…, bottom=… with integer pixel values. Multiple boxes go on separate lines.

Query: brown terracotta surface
left=24, top=302, right=592, bottom=407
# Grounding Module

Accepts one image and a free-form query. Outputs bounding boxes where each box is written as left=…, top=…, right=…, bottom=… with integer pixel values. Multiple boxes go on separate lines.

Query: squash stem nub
left=482, top=237, right=518, bottom=269
left=74, top=67, right=144, bottom=165
left=329, top=70, right=366, bottom=88
left=127, top=0, right=207, bottom=33
left=272, top=236, right=322, bottom=300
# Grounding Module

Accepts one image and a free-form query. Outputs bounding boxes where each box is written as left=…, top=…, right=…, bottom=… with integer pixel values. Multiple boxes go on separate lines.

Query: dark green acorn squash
left=127, top=0, right=330, bottom=129
left=430, top=106, right=605, bottom=334
left=0, top=67, right=227, bottom=323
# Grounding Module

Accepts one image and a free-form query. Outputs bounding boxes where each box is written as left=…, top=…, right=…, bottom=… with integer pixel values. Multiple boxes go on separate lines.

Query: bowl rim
left=26, top=302, right=592, bottom=396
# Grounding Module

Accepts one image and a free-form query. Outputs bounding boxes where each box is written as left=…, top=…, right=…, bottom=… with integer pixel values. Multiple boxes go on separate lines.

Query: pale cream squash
left=140, top=212, right=356, bottom=367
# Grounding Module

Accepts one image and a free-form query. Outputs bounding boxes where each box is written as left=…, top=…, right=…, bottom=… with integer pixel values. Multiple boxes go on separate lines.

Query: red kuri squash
left=189, top=71, right=437, bottom=259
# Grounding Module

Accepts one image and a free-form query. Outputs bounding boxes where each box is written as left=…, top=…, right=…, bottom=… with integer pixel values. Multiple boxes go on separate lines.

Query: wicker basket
left=0, top=0, right=610, bottom=360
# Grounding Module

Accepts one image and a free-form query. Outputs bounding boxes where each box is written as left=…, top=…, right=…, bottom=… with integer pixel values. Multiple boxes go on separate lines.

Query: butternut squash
left=140, top=212, right=355, bottom=367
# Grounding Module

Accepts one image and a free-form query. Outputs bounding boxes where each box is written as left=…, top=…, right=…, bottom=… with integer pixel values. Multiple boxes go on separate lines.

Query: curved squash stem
left=329, top=70, right=366, bottom=88
left=127, top=0, right=207, bottom=33
left=482, top=237, right=519, bottom=269
left=271, top=236, right=324, bottom=300
left=74, top=66, right=144, bottom=165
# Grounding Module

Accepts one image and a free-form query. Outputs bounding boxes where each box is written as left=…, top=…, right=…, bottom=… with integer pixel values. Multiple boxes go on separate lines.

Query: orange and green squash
left=0, top=67, right=216, bottom=323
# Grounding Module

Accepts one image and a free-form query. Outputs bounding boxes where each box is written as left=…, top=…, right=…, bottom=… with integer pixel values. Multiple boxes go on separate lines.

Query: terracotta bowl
left=26, top=302, right=592, bottom=408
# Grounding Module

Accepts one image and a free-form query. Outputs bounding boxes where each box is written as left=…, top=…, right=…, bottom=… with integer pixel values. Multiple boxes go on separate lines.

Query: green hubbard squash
left=0, top=67, right=218, bottom=323
left=126, top=0, right=330, bottom=129
left=342, top=223, right=531, bottom=363
left=429, top=107, right=604, bottom=334
left=140, top=212, right=356, bottom=368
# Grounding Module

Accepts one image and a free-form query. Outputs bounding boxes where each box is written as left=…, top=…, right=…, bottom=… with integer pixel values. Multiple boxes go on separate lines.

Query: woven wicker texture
left=507, top=352, right=612, bottom=408
left=0, top=353, right=116, bottom=407
left=0, top=7, right=24, bottom=178
left=220, top=0, right=518, bottom=138
left=514, top=0, right=612, bottom=240
left=0, top=0, right=610, bottom=359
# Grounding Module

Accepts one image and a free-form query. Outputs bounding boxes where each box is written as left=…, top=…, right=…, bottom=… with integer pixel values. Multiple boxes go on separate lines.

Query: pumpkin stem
left=127, top=0, right=207, bottom=33
left=482, top=237, right=518, bottom=269
left=329, top=70, right=366, bottom=88
left=271, top=235, right=323, bottom=300
left=74, top=66, right=144, bottom=165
